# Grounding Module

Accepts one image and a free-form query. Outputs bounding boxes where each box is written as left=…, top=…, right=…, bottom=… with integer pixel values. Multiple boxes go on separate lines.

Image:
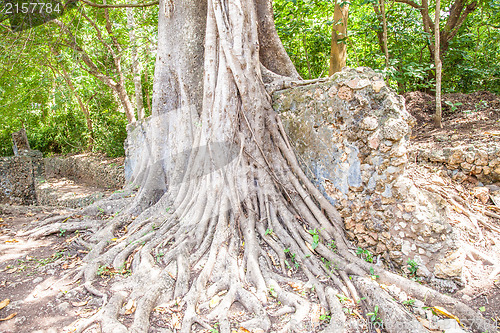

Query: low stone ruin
left=414, top=142, right=500, bottom=183
left=0, top=130, right=42, bottom=205
left=274, top=68, right=460, bottom=278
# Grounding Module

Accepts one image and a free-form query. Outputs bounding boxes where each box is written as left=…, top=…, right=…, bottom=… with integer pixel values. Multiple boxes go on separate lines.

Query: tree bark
left=127, top=7, right=145, bottom=120
left=373, top=0, right=389, bottom=68
left=434, top=0, right=443, bottom=128
left=255, top=0, right=301, bottom=79
left=329, top=0, right=349, bottom=75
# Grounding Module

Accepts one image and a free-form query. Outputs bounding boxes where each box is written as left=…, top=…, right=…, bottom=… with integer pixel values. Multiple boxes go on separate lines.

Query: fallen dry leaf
left=0, top=313, right=16, bottom=321
left=72, top=301, right=88, bottom=307
left=26, top=212, right=35, bottom=217
left=4, top=239, right=19, bottom=243
left=209, top=295, right=221, bottom=308
left=432, top=306, right=461, bottom=325
left=0, top=299, right=9, bottom=310
left=288, top=281, right=303, bottom=292
left=237, top=328, right=251, bottom=333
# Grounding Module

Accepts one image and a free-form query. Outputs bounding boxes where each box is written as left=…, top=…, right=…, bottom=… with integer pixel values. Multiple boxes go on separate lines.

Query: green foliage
left=366, top=305, right=382, bottom=323
left=407, top=259, right=419, bottom=276
left=274, top=0, right=499, bottom=94
left=356, top=247, right=374, bottom=263
left=274, top=0, right=336, bottom=79
left=444, top=101, right=463, bottom=112
left=402, top=299, right=415, bottom=306
left=1, top=0, right=498, bottom=159
left=0, top=3, right=157, bottom=157
left=308, top=228, right=320, bottom=249
left=284, top=248, right=300, bottom=269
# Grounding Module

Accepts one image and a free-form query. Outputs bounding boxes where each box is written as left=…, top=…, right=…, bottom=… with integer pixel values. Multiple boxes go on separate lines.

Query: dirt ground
left=0, top=91, right=499, bottom=332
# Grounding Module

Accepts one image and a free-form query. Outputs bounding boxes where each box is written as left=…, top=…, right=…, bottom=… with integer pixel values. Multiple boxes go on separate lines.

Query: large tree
left=27, top=1, right=493, bottom=332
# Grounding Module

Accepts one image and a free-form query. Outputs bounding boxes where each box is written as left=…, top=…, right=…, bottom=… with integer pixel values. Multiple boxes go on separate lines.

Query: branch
left=447, top=1, right=478, bottom=41
left=79, top=0, right=158, bottom=8
left=394, top=0, right=420, bottom=9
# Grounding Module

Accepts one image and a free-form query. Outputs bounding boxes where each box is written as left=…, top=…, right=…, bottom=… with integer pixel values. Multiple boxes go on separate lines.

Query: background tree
left=329, top=0, right=350, bottom=74
left=434, top=0, right=443, bottom=127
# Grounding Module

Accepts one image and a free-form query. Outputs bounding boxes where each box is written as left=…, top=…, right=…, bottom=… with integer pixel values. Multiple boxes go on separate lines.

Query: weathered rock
left=471, top=186, right=490, bottom=204
left=434, top=250, right=466, bottom=280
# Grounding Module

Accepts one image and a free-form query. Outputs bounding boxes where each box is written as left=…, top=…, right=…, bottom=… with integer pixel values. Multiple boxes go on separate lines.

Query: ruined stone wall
left=274, top=68, right=457, bottom=277
left=0, top=156, right=37, bottom=205
left=413, top=143, right=500, bottom=183
left=44, top=154, right=125, bottom=190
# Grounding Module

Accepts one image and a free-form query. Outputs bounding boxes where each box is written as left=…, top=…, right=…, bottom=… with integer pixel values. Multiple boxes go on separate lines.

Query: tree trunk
left=255, top=0, right=301, bottom=79
left=329, top=0, right=349, bottom=75
left=26, top=1, right=494, bottom=332
left=373, top=0, right=390, bottom=68
left=114, top=82, right=136, bottom=123
left=60, top=66, right=95, bottom=147
left=434, top=0, right=443, bottom=128
left=127, top=7, right=145, bottom=120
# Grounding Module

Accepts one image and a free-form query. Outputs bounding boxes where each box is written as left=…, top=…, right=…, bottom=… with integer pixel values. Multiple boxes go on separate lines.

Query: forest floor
left=0, top=91, right=499, bottom=333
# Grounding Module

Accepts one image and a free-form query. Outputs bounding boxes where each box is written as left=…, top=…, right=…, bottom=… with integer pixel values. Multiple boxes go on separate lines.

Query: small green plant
left=269, top=287, right=278, bottom=298
left=369, top=267, right=379, bottom=280
left=209, top=322, right=219, bottom=333
left=343, top=307, right=353, bottom=315
left=407, top=259, right=419, bottom=276
left=366, top=305, right=382, bottom=323
left=155, top=252, right=164, bottom=262
left=319, top=312, right=331, bottom=322
left=444, top=101, right=462, bottom=112
left=97, top=265, right=111, bottom=276
left=402, top=299, right=415, bottom=306
left=284, top=248, right=299, bottom=269
left=308, top=229, right=320, bottom=249
left=58, top=228, right=67, bottom=237
left=328, top=240, right=337, bottom=252
left=356, top=247, right=374, bottom=263
left=474, top=100, right=488, bottom=112
left=265, top=228, right=273, bottom=236
left=36, top=251, right=65, bottom=267
left=336, top=294, right=349, bottom=303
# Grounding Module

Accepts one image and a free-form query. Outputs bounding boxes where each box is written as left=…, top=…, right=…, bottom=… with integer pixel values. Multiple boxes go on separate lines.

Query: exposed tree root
left=23, top=1, right=495, bottom=333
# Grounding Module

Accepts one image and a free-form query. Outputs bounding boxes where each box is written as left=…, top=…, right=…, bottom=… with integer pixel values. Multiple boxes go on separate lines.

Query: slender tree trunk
left=373, top=0, right=389, bottom=68
left=127, top=7, right=145, bottom=120
left=434, top=0, right=443, bottom=128
left=329, top=0, right=349, bottom=75
left=115, top=82, right=136, bottom=123
left=143, top=42, right=152, bottom=115
left=47, top=49, right=95, bottom=147
left=61, top=67, right=95, bottom=147
left=380, top=0, right=389, bottom=67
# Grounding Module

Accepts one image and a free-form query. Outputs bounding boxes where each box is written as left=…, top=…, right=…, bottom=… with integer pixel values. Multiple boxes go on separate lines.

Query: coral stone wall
left=0, top=156, right=38, bottom=205
left=273, top=68, right=456, bottom=276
